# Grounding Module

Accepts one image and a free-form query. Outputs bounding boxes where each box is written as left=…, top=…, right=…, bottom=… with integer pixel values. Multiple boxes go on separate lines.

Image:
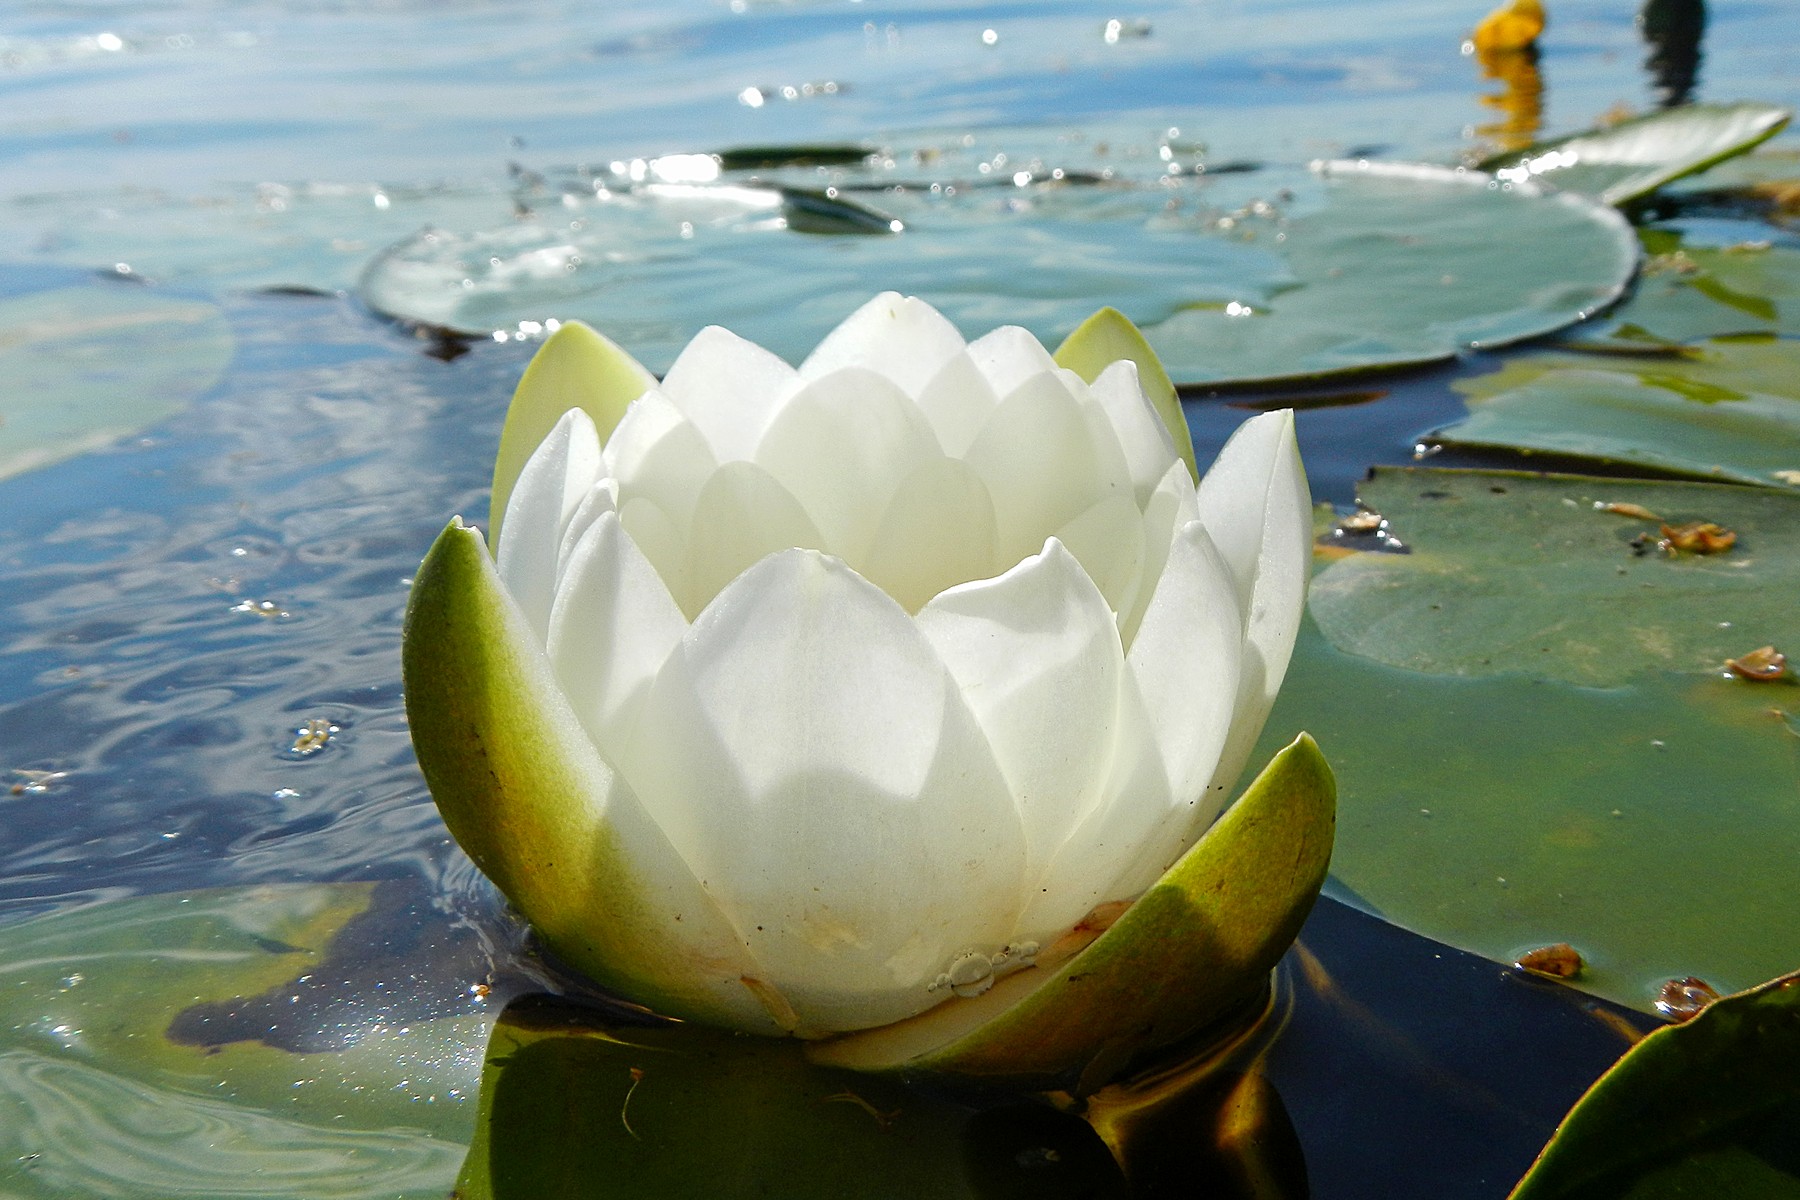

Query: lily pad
left=1308, top=467, right=1800, bottom=685
left=1432, top=363, right=1800, bottom=490
left=1569, top=225, right=1800, bottom=346
left=806, top=734, right=1334, bottom=1087
left=1142, top=162, right=1639, bottom=385
left=0, top=280, right=233, bottom=479
left=358, top=153, right=1638, bottom=388
left=1478, top=102, right=1793, bottom=207
left=1511, top=971, right=1800, bottom=1199
left=0, top=881, right=487, bottom=1198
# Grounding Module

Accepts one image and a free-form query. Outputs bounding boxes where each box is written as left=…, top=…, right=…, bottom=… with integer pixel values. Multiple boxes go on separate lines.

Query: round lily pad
left=357, top=153, right=1638, bottom=387
left=1308, top=466, right=1800, bottom=686
left=0, top=279, right=233, bottom=480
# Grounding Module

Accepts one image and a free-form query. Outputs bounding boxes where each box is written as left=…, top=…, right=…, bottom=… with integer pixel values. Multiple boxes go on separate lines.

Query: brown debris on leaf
left=1594, top=501, right=1661, bottom=520
left=1725, top=645, right=1789, bottom=682
left=1654, top=976, right=1722, bottom=1022
left=1659, top=521, right=1737, bottom=554
left=1513, top=942, right=1584, bottom=979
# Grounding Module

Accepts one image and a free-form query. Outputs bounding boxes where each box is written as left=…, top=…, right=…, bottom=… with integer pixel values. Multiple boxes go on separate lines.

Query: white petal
left=912, top=350, right=1001, bottom=458
left=603, top=388, right=718, bottom=535
left=494, top=408, right=603, bottom=643
left=916, top=538, right=1123, bottom=883
left=1052, top=493, right=1146, bottom=621
left=1126, top=518, right=1244, bottom=817
left=554, top=481, right=617, bottom=587
left=682, top=461, right=827, bottom=618
left=1089, top=359, right=1179, bottom=504
left=659, top=325, right=799, bottom=462
left=967, top=325, right=1058, bottom=397
left=859, top=456, right=999, bottom=613
left=798, top=292, right=967, bottom=397
left=619, top=550, right=1026, bottom=1035
left=751, top=367, right=940, bottom=568
left=618, top=495, right=690, bottom=617
left=547, top=511, right=689, bottom=755
left=1194, top=410, right=1312, bottom=796
left=962, top=371, right=1135, bottom=568
left=1120, top=460, right=1200, bottom=650
left=1013, top=673, right=1171, bottom=942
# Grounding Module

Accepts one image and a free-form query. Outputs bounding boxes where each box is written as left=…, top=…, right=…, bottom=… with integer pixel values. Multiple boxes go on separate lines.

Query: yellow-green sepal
left=401, top=518, right=783, bottom=1034
left=806, top=733, right=1335, bottom=1088
left=490, top=321, right=655, bottom=545
left=1054, top=307, right=1198, bottom=483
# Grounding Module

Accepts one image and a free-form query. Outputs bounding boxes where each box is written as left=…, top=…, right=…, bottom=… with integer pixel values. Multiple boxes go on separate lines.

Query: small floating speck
left=231, top=599, right=290, bottom=619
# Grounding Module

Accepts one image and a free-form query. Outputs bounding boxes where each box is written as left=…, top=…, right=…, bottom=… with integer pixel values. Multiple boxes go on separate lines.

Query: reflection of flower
left=405, top=294, right=1311, bottom=1039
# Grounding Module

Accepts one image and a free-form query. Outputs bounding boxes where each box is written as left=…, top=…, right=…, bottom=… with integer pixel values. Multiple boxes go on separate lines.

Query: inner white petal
left=659, top=325, right=800, bottom=463
left=798, top=292, right=968, bottom=397
left=494, top=408, right=604, bottom=643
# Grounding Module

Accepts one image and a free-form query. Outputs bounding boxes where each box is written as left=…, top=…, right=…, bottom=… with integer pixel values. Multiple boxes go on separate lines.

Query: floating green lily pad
left=1308, top=467, right=1800, bottom=685
left=358, top=153, right=1637, bottom=387
left=1272, top=467, right=1800, bottom=1014
left=1434, top=363, right=1800, bottom=490
left=0, top=883, right=487, bottom=1199
left=1511, top=971, right=1800, bottom=1199
left=1143, top=162, right=1638, bottom=385
left=1477, top=102, right=1792, bottom=206
left=0, top=282, right=233, bottom=479
left=1570, top=225, right=1800, bottom=346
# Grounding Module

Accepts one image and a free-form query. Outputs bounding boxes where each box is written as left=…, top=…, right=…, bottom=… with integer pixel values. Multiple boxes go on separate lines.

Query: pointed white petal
left=1052, top=493, right=1147, bottom=621
left=603, top=388, right=718, bottom=534
left=1120, top=461, right=1200, bottom=650
left=916, top=539, right=1123, bottom=883
left=1089, top=359, right=1179, bottom=504
left=967, top=325, right=1058, bottom=398
left=912, top=350, right=1001, bottom=458
left=1127, top=518, right=1244, bottom=817
left=494, top=408, right=603, bottom=643
left=859, top=456, right=999, bottom=613
left=1016, top=523, right=1242, bottom=940
left=619, top=550, right=1026, bottom=1035
left=963, top=371, right=1135, bottom=568
left=547, top=511, right=689, bottom=755
left=1194, top=409, right=1312, bottom=796
left=617, top=496, right=689, bottom=618
left=554, top=481, right=617, bottom=588
left=659, top=325, right=799, bottom=462
left=682, top=461, right=827, bottom=618
left=751, top=367, right=940, bottom=568
left=798, top=292, right=967, bottom=397
left=404, top=520, right=780, bottom=1033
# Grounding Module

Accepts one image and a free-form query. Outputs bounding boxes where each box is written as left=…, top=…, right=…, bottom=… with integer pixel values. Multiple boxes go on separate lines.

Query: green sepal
left=807, top=733, right=1335, bottom=1087
left=489, top=321, right=655, bottom=545
left=401, top=518, right=777, bottom=1032
left=1054, top=307, right=1198, bottom=483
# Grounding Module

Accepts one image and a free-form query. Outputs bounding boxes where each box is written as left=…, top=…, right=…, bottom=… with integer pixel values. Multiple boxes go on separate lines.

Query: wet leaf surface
left=1477, top=102, right=1792, bottom=206
left=1510, top=970, right=1800, bottom=1200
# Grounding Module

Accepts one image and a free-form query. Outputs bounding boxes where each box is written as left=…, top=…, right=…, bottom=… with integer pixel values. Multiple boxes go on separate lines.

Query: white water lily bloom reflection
left=417, top=294, right=1310, bottom=1040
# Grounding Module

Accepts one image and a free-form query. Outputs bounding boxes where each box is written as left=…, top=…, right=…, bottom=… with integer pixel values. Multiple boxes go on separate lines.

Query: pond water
left=2, top=0, right=1798, bottom=1195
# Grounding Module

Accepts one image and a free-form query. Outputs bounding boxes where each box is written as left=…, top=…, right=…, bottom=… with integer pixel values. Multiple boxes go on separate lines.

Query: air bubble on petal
left=929, top=951, right=996, bottom=998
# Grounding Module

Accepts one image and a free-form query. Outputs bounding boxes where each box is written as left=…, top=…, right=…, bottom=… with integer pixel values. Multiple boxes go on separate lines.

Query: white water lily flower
left=407, top=294, right=1310, bottom=1041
